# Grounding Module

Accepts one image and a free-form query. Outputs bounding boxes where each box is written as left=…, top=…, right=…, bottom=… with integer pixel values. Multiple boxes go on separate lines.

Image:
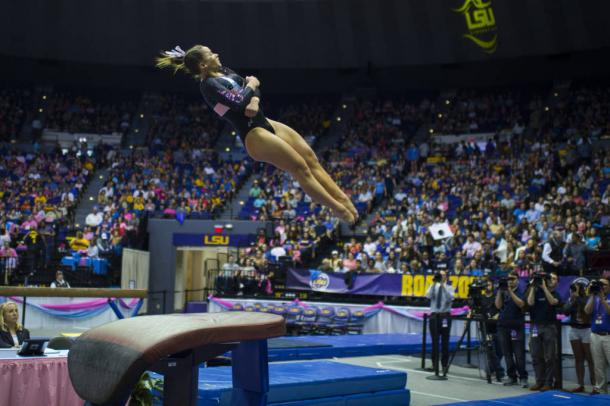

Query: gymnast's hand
left=245, top=76, right=260, bottom=89
left=245, top=97, right=259, bottom=118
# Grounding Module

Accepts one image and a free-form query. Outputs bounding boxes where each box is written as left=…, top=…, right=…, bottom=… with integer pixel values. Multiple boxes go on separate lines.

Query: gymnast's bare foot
left=334, top=207, right=355, bottom=224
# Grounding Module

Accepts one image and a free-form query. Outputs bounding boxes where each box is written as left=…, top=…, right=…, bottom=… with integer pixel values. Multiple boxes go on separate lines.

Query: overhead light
left=336, top=117, right=341, bottom=122
left=225, top=147, right=230, bottom=152
left=438, top=113, right=442, bottom=118
left=42, top=95, right=47, bottom=100
left=140, top=114, right=144, bottom=118
left=544, top=106, right=549, bottom=111
left=89, top=197, right=94, bottom=201
left=239, top=201, right=244, bottom=206
left=429, top=129, right=434, bottom=134
left=39, top=108, right=43, bottom=113
left=445, top=100, right=450, bottom=105
left=231, top=131, right=236, bottom=136
left=342, top=104, right=347, bottom=109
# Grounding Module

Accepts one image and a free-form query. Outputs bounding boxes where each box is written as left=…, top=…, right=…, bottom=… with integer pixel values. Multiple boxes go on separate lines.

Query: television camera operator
left=425, top=270, right=455, bottom=372
left=495, top=271, right=528, bottom=387
left=479, top=278, right=505, bottom=382
left=526, top=271, right=561, bottom=391
left=584, top=277, right=610, bottom=395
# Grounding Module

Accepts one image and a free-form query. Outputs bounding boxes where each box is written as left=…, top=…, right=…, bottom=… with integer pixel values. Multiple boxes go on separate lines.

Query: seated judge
left=0, top=301, right=30, bottom=348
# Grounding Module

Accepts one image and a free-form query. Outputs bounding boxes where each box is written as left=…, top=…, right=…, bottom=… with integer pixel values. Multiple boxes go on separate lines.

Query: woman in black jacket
left=0, top=301, right=30, bottom=348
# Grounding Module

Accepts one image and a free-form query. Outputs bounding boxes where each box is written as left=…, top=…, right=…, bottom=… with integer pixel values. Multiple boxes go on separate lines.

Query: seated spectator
left=0, top=301, right=30, bottom=348
left=50, top=270, right=71, bottom=288
left=70, top=231, right=90, bottom=251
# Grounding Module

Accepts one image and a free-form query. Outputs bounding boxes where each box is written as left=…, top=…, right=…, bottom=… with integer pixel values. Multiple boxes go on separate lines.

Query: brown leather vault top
left=68, top=312, right=285, bottom=405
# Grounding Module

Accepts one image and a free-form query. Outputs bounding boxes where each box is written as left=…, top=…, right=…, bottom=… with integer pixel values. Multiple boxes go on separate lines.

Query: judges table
left=0, top=349, right=83, bottom=406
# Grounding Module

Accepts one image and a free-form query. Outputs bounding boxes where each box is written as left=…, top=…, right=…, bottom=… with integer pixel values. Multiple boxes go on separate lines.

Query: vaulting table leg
left=231, top=340, right=269, bottom=406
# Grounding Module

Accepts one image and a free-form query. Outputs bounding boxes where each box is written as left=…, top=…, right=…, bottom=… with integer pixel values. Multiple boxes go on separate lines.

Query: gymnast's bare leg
left=244, top=127, right=355, bottom=224
left=267, top=118, right=359, bottom=221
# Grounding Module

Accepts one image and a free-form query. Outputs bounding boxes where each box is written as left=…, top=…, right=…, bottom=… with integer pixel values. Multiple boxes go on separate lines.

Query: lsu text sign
left=172, top=233, right=256, bottom=247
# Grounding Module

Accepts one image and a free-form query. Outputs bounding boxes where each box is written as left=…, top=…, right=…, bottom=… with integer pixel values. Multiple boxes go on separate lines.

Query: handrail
left=0, top=287, right=148, bottom=298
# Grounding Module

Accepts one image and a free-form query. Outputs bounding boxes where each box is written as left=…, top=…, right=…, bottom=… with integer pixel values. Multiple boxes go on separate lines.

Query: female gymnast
left=156, top=45, right=358, bottom=224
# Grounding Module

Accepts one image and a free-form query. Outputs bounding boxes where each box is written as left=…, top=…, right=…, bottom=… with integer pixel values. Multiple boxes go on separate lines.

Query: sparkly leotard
left=199, top=67, right=275, bottom=140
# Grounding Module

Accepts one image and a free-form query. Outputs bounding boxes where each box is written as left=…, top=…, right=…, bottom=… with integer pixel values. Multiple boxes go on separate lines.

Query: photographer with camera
left=562, top=282, right=594, bottom=393
left=495, top=271, right=528, bottom=387
left=481, top=278, right=505, bottom=382
left=584, top=277, right=610, bottom=394
left=526, top=271, right=561, bottom=391
left=425, top=270, right=455, bottom=372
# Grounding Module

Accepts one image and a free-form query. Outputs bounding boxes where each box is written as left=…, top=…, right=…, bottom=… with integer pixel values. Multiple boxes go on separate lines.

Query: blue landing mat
left=269, top=389, right=411, bottom=406
left=200, top=361, right=406, bottom=404
left=266, top=333, right=467, bottom=361
left=152, top=360, right=409, bottom=405
left=439, top=390, right=610, bottom=405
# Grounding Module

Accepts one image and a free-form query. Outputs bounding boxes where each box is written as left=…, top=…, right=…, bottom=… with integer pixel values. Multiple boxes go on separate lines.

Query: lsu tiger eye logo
left=453, top=0, right=498, bottom=54
left=309, top=271, right=330, bottom=291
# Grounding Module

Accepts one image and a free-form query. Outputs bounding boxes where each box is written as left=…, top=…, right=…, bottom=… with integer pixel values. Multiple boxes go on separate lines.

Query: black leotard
left=199, top=67, right=275, bottom=141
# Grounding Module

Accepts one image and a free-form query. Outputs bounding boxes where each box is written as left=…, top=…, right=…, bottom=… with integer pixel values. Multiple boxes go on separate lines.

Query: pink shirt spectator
left=462, top=240, right=482, bottom=258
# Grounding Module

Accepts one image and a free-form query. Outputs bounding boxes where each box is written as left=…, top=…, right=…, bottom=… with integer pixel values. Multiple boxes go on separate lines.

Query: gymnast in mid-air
left=156, top=45, right=358, bottom=224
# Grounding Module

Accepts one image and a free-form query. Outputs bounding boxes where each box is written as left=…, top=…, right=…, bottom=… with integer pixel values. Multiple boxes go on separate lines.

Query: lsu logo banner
left=309, top=270, right=331, bottom=291
left=453, top=0, right=498, bottom=54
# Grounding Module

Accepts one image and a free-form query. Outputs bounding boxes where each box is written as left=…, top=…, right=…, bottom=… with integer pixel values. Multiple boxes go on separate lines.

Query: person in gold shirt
left=69, top=231, right=90, bottom=251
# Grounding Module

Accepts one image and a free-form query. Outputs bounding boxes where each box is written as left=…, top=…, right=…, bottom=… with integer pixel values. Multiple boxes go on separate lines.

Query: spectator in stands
left=50, top=270, right=71, bottom=288
left=564, top=233, right=586, bottom=276
left=70, top=231, right=90, bottom=252
left=0, top=301, right=30, bottom=348
left=0, top=241, right=17, bottom=284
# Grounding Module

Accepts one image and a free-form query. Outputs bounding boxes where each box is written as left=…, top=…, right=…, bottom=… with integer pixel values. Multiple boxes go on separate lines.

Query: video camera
left=497, top=277, right=509, bottom=290
left=589, top=279, right=604, bottom=295
left=468, top=279, right=487, bottom=315
left=433, top=272, right=443, bottom=283
left=529, top=271, right=551, bottom=287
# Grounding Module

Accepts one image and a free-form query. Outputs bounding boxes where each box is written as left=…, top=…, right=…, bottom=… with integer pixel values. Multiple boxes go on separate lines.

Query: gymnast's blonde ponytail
left=155, top=45, right=208, bottom=80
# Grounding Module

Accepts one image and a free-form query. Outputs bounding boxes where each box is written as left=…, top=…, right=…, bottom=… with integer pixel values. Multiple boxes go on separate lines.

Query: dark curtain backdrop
left=1, top=0, right=609, bottom=69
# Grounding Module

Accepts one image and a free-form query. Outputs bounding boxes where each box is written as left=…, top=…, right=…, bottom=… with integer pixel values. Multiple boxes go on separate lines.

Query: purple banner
left=287, top=268, right=582, bottom=300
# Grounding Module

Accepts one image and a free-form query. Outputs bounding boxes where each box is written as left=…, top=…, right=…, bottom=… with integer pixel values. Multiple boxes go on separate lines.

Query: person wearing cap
left=330, top=250, right=342, bottom=271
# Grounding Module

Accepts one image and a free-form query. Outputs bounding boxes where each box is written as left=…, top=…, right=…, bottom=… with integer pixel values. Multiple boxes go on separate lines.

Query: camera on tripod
left=468, top=279, right=487, bottom=315
left=529, top=271, right=550, bottom=287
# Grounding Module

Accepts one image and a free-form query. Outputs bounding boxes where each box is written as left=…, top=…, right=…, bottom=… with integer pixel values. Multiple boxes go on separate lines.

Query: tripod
left=442, top=313, right=493, bottom=383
